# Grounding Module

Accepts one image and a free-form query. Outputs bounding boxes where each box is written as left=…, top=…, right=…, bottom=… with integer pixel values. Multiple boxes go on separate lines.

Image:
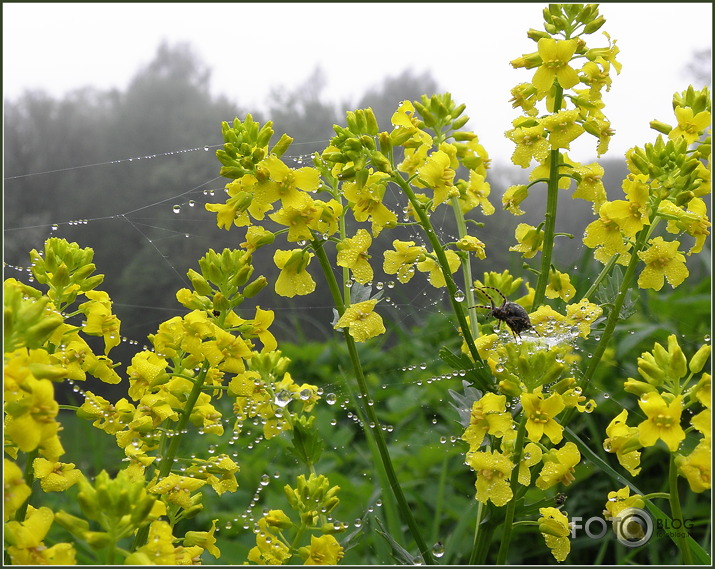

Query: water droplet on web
left=188, top=200, right=195, bottom=207
left=326, top=393, right=337, bottom=405
left=172, top=205, right=181, bottom=214
left=274, top=390, right=293, bottom=407
left=431, top=542, right=445, bottom=558
left=260, top=474, right=270, bottom=486
left=204, top=145, right=210, bottom=151
left=454, top=289, right=465, bottom=302
left=50, top=224, right=58, bottom=232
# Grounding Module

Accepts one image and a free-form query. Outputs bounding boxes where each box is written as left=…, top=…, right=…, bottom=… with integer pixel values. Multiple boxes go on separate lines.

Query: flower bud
left=244, top=276, right=268, bottom=298
left=527, top=28, right=551, bottom=41
left=583, top=16, right=606, bottom=34
left=359, top=135, right=376, bottom=150
left=649, top=120, right=672, bottom=136
left=689, top=344, right=711, bottom=374
left=451, top=115, right=470, bottom=130
left=272, top=133, right=293, bottom=158
left=667, top=334, right=688, bottom=379
left=370, top=151, right=392, bottom=173
left=187, top=269, right=213, bottom=296
left=623, top=378, right=657, bottom=396
left=256, top=124, right=274, bottom=148
left=364, top=108, right=379, bottom=136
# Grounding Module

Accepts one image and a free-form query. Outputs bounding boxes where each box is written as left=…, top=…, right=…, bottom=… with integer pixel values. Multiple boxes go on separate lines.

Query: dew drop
left=431, top=542, right=445, bottom=558
left=172, top=205, right=181, bottom=214
left=326, top=393, right=337, bottom=405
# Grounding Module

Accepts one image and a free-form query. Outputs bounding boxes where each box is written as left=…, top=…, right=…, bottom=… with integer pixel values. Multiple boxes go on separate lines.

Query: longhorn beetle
left=469, top=286, right=538, bottom=339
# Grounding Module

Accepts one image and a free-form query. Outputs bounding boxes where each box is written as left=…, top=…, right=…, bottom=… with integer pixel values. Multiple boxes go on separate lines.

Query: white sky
left=3, top=3, right=712, bottom=163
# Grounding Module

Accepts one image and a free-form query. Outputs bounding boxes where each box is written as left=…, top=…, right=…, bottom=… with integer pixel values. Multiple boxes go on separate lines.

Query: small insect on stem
left=469, top=286, right=538, bottom=339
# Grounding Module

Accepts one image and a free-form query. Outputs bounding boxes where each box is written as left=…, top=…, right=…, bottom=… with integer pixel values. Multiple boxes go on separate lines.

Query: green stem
left=392, top=175, right=490, bottom=390
left=532, top=86, right=564, bottom=308
left=311, top=238, right=436, bottom=564
left=450, top=196, right=480, bottom=339
left=578, top=251, right=620, bottom=301
left=131, top=363, right=209, bottom=551
left=468, top=500, right=490, bottom=564
left=15, top=449, right=38, bottom=522
left=581, top=230, right=649, bottom=387
left=496, top=415, right=528, bottom=565
left=669, top=454, right=693, bottom=564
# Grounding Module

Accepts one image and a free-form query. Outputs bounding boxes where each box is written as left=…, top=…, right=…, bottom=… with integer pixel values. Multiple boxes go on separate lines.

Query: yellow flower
left=230, top=306, right=278, bottom=354
left=502, top=184, right=529, bottom=216
left=184, top=519, right=221, bottom=559
left=538, top=507, right=571, bottom=562
left=565, top=299, right=603, bottom=338
left=532, top=38, right=580, bottom=92
left=416, top=250, right=461, bottom=288
left=78, top=290, right=121, bottom=354
left=274, top=249, right=317, bottom=298
left=506, top=123, right=549, bottom=167
left=466, top=449, right=515, bottom=507
left=517, top=442, right=543, bottom=486
left=247, top=518, right=292, bottom=565
left=675, top=438, right=711, bottom=493
left=383, top=240, right=426, bottom=283
left=637, top=236, right=689, bottom=291
left=462, top=393, right=515, bottom=451
left=637, top=392, right=685, bottom=451
left=206, top=176, right=258, bottom=229
left=201, top=328, right=252, bottom=374
left=336, top=229, right=373, bottom=284
left=572, top=162, right=607, bottom=212
left=536, top=442, right=580, bottom=490
left=458, top=170, right=495, bottom=215
left=299, top=534, right=345, bottom=565
left=603, top=410, right=642, bottom=476
left=416, top=149, right=458, bottom=209
left=241, top=225, right=275, bottom=253
left=521, top=391, right=565, bottom=444
left=583, top=205, right=630, bottom=262
left=545, top=270, right=576, bottom=302
left=186, top=454, right=239, bottom=496
left=541, top=110, right=585, bottom=150
left=268, top=194, right=320, bottom=243
left=456, top=235, right=487, bottom=259
left=509, top=223, right=543, bottom=259
left=603, top=486, right=645, bottom=520
left=33, top=458, right=83, bottom=492
left=343, top=170, right=397, bottom=236
left=149, top=474, right=206, bottom=510
left=127, top=351, right=169, bottom=400
left=334, top=299, right=385, bottom=342
left=126, top=520, right=180, bottom=565
left=661, top=197, right=710, bottom=255
left=5, top=505, right=77, bottom=565
left=4, top=375, right=61, bottom=455
left=4, top=459, right=32, bottom=522
left=263, top=155, right=321, bottom=208
left=669, top=106, right=711, bottom=145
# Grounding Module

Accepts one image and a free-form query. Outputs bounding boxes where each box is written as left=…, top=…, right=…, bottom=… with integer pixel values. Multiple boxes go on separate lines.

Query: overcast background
left=4, top=3, right=712, bottom=162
